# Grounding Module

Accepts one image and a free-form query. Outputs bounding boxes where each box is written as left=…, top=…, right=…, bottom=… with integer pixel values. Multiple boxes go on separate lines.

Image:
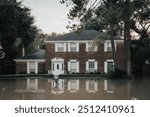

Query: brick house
left=14, top=49, right=46, bottom=74
left=45, top=30, right=125, bottom=75
left=14, top=30, right=125, bottom=75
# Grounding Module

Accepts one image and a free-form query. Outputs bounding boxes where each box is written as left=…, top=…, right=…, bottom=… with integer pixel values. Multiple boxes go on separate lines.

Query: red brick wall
left=45, top=42, right=125, bottom=74
left=16, top=62, right=27, bottom=74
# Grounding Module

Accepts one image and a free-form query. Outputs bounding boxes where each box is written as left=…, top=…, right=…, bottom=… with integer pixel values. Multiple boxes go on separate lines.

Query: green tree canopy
left=0, top=0, right=37, bottom=60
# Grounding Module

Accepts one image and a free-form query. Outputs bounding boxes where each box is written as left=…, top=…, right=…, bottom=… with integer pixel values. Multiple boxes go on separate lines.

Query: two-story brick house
left=45, top=30, right=125, bottom=75
left=14, top=30, right=125, bottom=75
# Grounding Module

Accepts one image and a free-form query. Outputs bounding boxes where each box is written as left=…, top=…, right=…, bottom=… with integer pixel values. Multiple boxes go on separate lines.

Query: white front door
left=51, top=58, right=64, bottom=75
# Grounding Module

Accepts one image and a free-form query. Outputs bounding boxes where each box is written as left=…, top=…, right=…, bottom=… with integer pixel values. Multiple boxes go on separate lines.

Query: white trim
left=64, top=43, right=66, bottom=52
left=45, top=39, right=124, bottom=43
left=104, top=59, right=114, bottom=73
left=45, top=40, right=94, bottom=43
left=55, top=43, right=58, bottom=52
left=27, top=62, right=30, bottom=74
left=35, top=62, right=38, bottom=74
left=68, top=61, right=70, bottom=72
left=68, top=43, right=71, bottom=52
left=76, top=61, right=79, bottom=73
left=14, top=59, right=45, bottom=62
left=86, top=42, right=89, bottom=52
left=76, top=43, right=79, bottom=52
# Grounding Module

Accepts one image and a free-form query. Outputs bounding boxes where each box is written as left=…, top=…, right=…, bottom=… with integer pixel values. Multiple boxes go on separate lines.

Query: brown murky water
left=0, top=76, right=150, bottom=100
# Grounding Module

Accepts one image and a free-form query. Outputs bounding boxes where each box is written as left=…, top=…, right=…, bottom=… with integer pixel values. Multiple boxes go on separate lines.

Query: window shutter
left=68, top=43, right=70, bottom=52
left=95, top=81, right=98, bottom=91
left=27, top=62, right=30, bottom=74
left=76, top=43, right=79, bottom=52
left=104, top=42, right=107, bottom=52
left=64, top=43, right=66, bottom=52
left=76, top=61, right=79, bottom=73
left=77, top=80, right=79, bottom=90
left=104, top=61, right=107, bottom=73
left=86, top=81, right=89, bottom=91
left=68, top=81, right=70, bottom=90
left=115, top=42, right=117, bottom=51
left=68, top=61, right=70, bottom=72
left=86, top=61, right=89, bottom=72
left=35, top=62, right=38, bottom=74
left=95, top=61, right=98, bottom=72
left=55, top=43, right=58, bottom=52
left=104, top=80, right=107, bottom=91
left=86, top=43, right=89, bottom=52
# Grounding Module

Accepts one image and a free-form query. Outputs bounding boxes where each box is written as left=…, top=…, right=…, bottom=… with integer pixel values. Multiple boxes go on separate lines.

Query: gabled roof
left=14, top=49, right=45, bottom=61
left=45, top=30, right=100, bottom=41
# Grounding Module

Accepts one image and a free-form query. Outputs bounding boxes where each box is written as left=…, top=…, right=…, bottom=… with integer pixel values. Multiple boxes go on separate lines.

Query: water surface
left=0, top=76, right=150, bottom=100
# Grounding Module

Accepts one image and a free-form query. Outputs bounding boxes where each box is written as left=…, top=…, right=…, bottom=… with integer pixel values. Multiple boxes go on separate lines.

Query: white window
left=68, top=80, right=79, bottom=93
left=86, top=59, right=98, bottom=73
left=29, top=62, right=35, bottom=73
left=104, top=59, right=114, bottom=73
left=104, top=41, right=116, bottom=52
left=27, top=61, right=38, bottom=74
left=86, top=42, right=98, bottom=52
left=68, top=43, right=79, bottom=52
left=86, top=80, right=98, bottom=93
left=55, top=43, right=66, bottom=52
left=27, top=79, right=38, bottom=90
left=104, top=80, right=115, bottom=93
left=68, top=60, right=79, bottom=74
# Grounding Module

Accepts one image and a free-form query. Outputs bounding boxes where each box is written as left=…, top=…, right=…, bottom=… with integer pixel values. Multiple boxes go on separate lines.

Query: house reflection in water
left=14, top=79, right=46, bottom=100
left=68, top=80, right=79, bottom=93
left=50, top=79, right=64, bottom=95
left=86, top=80, right=98, bottom=93
left=11, top=78, right=132, bottom=100
left=104, top=80, right=115, bottom=94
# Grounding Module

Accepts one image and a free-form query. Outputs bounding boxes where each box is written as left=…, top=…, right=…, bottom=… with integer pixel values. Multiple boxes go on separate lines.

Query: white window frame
left=86, top=59, right=98, bottom=73
left=68, top=80, right=79, bottom=93
left=86, top=80, right=98, bottom=93
left=104, top=59, right=114, bottom=73
left=68, top=43, right=79, bottom=52
left=68, top=59, right=79, bottom=74
left=55, top=43, right=66, bottom=52
left=86, top=42, right=98, bottom=52
left=27, top=61, right=38, bottom=74
left=104, top=41, right=116, bottom=52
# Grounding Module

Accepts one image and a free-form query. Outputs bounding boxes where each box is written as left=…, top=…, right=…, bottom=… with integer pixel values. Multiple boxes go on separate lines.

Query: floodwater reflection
left=0, top=76, right=150, bottom=100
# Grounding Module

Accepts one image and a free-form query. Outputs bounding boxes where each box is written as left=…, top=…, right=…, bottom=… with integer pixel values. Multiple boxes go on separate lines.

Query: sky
left=22, top=0, right=71, bottom=34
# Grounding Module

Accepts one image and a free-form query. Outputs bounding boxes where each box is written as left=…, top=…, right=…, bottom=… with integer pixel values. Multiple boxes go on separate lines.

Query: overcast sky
left=22, top=0, right=70, bottom=34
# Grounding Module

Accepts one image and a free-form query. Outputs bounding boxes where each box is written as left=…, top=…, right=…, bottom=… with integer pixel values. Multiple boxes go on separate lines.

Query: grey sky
left=22, top=0, right=70, bottom=34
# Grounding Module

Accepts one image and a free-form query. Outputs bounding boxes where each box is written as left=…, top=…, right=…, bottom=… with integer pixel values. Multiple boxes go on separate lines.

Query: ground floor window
left=68, top=60, right=79, bottom=74
left=27, top=61, right=38, bottom=74
left=29, top=62, right=36, bottom=73
left=104, top=60, right=114, bottom=73
left=86, top=59, right=97, bottom=73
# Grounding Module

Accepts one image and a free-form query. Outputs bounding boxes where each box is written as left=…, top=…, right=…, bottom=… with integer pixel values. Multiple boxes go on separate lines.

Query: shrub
left=106, top=68, right=127, bottom=79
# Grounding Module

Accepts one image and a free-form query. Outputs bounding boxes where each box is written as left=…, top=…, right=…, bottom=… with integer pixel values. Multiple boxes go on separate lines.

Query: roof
left=45, top=30, right=100, bottom=41
left=15, top=49, right=45, bottom=60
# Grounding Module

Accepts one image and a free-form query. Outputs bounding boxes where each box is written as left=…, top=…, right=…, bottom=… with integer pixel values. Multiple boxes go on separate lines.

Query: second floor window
left=55, top=43, right=66, bottom=52
left=86, top=42, right=98, bottom=52
left=68, top=43, right=79, bottom=52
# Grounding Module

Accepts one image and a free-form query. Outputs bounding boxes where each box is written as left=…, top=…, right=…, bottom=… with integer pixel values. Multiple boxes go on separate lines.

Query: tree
left=61, top=0, right=150, bottom=76
left=0, top=0, right=37, bottom=61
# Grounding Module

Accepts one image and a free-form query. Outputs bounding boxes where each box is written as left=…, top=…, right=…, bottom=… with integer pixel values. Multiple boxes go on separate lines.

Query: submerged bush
left=106, top=68, right=127, bottom=79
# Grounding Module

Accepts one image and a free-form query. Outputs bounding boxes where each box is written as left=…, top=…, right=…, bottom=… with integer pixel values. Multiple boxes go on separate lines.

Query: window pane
left=107, top=62, right=114, bottom=72
left=88, top=43, right=95, bottom=52
left=107, top=42, right=112, bottom=51
left=57, top=43, right=64, bottom=52
left=70, top=62, right=76, bottom=72
left=29, top=62, right=35, bottom=72
left=70, top=43, right=77, bottom=52
left=89, top=61, right=95, bottom=72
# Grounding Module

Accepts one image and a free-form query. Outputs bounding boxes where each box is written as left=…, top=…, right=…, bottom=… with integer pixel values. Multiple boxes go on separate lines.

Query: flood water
left=0, top=76, right=150, bottom=100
